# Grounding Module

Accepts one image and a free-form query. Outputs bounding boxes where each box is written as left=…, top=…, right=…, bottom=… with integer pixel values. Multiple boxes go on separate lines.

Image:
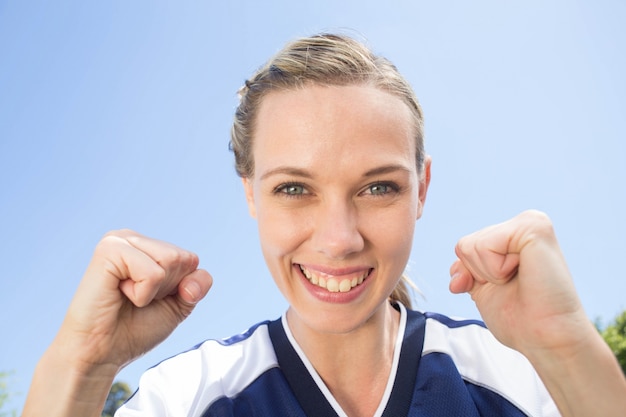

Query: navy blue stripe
left=424, top=311, right=487, bottom=329
left=268, top=319, right=339, bottom=417
left=380, top=309, right=426, bottom=417
left=216, top=320, right=272, bottom=346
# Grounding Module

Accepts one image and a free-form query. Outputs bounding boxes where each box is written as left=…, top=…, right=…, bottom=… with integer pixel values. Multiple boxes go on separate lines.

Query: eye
left=364, top=182, right=400, bottom=196
left=274, top=182, right=308, bottom=196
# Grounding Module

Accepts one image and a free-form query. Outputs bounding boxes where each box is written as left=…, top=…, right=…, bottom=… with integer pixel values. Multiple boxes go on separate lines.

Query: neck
left=286, top=302, right=401, bottom=416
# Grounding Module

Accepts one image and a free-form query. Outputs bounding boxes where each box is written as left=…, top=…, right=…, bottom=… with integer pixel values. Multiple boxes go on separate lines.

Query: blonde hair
left=230, top=33, right=425, bottom=308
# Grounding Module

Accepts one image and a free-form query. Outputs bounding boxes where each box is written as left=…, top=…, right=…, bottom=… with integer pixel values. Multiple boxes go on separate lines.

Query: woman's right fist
left=60, top=230, right=213, bottom=371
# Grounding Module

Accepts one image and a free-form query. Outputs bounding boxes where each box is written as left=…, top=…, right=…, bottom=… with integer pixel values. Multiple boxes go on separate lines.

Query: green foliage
left=102, top=381, right=132, bottom=417
left=599, top=310, right=626, bottom=375
left=0, top=371, right=18, bottom=417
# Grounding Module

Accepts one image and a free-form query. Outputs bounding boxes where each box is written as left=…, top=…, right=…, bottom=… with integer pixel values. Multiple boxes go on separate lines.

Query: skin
left=23, top=232, right=213, bottom=417
left=23, top=83, right=626, bottom=416
left=450, top=211, right=626, bottom=417
left=242, top=84, right=430, bottom=415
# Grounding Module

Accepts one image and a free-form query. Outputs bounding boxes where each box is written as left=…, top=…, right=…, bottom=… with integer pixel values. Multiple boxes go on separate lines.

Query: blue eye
left=367, top=182, right=398, bottom=195
left=275, top=183, right=307, bottom=196
left=369, top=184, right=391, bottom=195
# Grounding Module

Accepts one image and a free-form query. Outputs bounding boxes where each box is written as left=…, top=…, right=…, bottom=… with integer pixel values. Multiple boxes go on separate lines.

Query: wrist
left=523, top=323, right=626, bottom=417
left=23, top=340, right=119, bottom=417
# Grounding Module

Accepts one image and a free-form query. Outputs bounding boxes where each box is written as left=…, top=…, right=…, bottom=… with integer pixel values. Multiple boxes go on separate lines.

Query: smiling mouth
left=298, top=265, right=371, bottom=293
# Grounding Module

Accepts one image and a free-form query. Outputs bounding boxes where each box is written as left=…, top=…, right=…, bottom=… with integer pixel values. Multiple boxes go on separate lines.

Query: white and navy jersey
left=116, top=304, right=559, bottom=416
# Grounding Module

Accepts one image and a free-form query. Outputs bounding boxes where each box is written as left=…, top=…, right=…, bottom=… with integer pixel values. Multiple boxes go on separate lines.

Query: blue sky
left=1, top=0, right=625, bottom=413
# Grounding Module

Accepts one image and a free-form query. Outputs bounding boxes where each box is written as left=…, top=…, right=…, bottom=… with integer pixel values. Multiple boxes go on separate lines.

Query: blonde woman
left=24, top=34, right=626, bottom=417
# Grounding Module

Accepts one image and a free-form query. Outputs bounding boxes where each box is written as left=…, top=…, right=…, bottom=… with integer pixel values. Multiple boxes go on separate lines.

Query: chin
left=288, top=301, right=386, bottom=336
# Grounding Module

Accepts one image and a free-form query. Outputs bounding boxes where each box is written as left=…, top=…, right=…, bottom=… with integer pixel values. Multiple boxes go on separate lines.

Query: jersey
left=116, top=303, right=560, bottom=416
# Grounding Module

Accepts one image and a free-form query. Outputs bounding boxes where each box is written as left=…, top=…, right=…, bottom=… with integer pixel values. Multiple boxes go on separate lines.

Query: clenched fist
left=65, top=230, right=214, bottom=370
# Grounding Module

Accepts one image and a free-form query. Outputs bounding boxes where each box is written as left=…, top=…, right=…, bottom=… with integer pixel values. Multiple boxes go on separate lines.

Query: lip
left=294, top=263, right=372, bottom=304
left=298, top=263, right=372, bottom=276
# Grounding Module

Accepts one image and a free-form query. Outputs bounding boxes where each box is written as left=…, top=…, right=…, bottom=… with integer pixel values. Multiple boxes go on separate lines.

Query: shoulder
left=421, top=311, right=527, bottom=375
left=117, top=320, right=279, bottom=416
left=415, top=311, right=559, bottom=416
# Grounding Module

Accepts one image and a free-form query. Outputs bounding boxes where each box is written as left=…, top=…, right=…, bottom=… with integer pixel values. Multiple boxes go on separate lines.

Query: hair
left=230, top=33, right=425, bottom=308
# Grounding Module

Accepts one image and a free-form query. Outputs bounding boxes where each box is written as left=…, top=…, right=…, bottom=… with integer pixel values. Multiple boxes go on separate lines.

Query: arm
left=22, top=230, right=213, bottom=417
left=449, top=210, right=626, bottom=417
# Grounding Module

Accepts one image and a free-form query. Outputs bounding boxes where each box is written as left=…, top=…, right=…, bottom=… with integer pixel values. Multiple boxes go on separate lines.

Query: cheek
left=256, top=209, right=311, bottom=296
left=256, top=208, right=308, bottom=258
left=388, top=220, right=415, bottom=258
left=366, top=205, right=417, bottom=262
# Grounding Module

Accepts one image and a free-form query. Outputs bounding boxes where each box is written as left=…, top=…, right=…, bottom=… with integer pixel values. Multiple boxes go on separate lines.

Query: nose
left=311, top=198, right=365, bottom=259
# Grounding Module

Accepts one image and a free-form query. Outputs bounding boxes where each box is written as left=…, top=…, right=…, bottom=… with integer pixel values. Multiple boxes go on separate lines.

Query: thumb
left=176, top=269, right=213, bottom=310
left=449, top=259, right=475, bottom=294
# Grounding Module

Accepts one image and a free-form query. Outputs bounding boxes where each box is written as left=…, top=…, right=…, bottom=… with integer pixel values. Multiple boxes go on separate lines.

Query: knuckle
left=97, top=229, right=139, bottom=252
left=161, top=246, right=184, bottom=266
left=95, top=233, right=126, bottom=254
left=455, top=235, right=472, bottom=255
left=151, top=265, right=167, bottom=283
left=185, top=251, right=200, bottom=269
left=102, top=228, right=137, bottom=239
left=520, top=210, right=555, bottom=238
left=522, top=209, right=549, bottom=222
left=473, top=237, right=490, bottom=254
left=161, top=247, right=199, bottom=271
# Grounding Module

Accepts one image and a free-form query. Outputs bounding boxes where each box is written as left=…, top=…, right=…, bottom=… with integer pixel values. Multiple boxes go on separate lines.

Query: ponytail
left=389, top=274, right=417, bottom=309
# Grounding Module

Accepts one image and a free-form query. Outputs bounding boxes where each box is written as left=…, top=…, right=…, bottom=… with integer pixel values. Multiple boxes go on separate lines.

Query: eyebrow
left=259, top=167, right=313, bottom=180
left=259, top=164, right=411, bottom=180
left=363, top=164, right=412, bottom=177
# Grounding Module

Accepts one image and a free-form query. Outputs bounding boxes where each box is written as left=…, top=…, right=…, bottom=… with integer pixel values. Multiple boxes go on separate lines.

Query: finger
left=449, top=259, right=475, bottom=294
left=123, top=233, right=200, bottom=299
left=94, top=231, right=199, bottom=308
left=103, top=230, right=201, bottom=303
left=124, top=232, right=200, bottom=273
left=455, top=223, right=521, bottom=285
left=90, top=233, right=167, bottom=307
left=176, top=269, right=213, bottom=309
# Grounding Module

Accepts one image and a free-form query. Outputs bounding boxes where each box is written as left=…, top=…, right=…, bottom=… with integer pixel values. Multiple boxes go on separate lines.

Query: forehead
left=252, top=84, right=416, bottom=175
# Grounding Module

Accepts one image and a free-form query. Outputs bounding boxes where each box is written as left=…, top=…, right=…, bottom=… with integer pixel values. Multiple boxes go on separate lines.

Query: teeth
left=299, top=265, right=369, bottom=293
left=339, top=279, right=352, bottom=292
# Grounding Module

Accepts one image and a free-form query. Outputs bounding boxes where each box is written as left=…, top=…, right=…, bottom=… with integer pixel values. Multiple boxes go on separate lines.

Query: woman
left=23, top=34, right=626, bottom=417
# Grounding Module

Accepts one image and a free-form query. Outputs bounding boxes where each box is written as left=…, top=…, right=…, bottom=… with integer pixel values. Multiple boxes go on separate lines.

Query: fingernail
left=183, top=280, right=202, bottom=304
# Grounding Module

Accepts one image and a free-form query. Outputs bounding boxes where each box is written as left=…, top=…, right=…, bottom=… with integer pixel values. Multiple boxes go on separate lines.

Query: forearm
left=23, top=342, right=118, bottom=417
left=526, top=323, right=626, bottom=417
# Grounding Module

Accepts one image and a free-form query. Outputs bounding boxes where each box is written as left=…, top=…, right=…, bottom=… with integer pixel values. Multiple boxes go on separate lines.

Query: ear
left=242, top=177, right=257, bottom=218
left=416, top=155, right=432, bottom=220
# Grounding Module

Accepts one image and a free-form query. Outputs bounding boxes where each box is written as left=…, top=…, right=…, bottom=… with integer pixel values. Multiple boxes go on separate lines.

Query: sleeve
left=422, top=314, right=561, bottom=416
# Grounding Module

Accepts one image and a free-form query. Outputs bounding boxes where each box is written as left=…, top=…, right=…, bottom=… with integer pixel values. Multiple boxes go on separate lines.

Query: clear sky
left=1, top=0, right=625, bottom=413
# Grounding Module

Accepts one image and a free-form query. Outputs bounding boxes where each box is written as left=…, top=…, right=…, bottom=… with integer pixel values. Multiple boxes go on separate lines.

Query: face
left=243, top=84, right=430, bottom=335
